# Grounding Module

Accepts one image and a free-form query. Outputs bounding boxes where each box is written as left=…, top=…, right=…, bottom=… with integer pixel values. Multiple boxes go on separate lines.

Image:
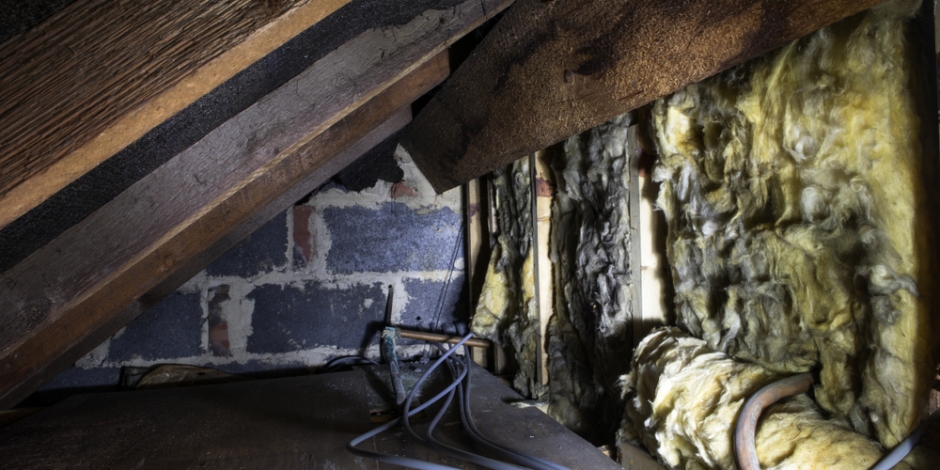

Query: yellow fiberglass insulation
left=620, top=327, right=916, bottom=469
left=648, top=0, right=933, bottom=453
left=471, top=158, right=544, bottom=398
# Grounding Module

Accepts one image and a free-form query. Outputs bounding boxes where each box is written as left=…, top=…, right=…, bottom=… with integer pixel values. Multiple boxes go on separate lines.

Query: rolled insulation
left=650, top=0, right=933, bottom=449
left=620, top=327, right=908, bottom=469
left=471, top=157, right=545, bottom=398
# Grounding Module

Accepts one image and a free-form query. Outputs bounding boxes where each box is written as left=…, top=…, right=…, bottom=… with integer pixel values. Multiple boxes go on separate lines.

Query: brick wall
left=37, top=147, right=467, bottom=399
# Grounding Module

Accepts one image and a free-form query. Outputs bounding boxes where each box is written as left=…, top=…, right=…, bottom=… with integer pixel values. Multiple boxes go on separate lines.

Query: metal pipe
left=734, top=372, right=814, bottom=470
left=398, top=329, right=491, bottom=348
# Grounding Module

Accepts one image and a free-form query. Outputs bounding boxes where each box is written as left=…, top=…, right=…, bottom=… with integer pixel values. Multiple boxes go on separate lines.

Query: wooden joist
left=400, top=0, right=885, bottom=193
left=0, top=0, right=514, bottom=408
left=0, top=0, right=352, bottom=229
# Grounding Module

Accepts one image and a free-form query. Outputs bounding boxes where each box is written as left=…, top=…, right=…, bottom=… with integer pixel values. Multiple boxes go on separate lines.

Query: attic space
left=1, top=0, right=940, bottom=469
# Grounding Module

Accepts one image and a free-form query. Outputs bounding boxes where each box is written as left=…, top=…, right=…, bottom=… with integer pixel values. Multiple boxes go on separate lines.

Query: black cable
left=322, top=355, right=378, bottom=372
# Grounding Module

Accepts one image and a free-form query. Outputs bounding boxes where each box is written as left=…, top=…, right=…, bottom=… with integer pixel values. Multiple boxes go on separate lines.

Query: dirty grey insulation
left=622, top=0, right=937, bottom=468
left=470, top=0, right=937, bottom=467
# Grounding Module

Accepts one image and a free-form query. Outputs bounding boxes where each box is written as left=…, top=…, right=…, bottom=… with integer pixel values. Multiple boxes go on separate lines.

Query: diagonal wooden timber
left=400, top=0, right=886, bottom=193
left=0, top=0, right=514, bottom=408
left=0, top=0, right=352, bottom=229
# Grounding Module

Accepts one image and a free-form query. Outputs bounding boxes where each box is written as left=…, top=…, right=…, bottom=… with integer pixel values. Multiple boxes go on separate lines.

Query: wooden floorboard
left=0, top=0, right=514, bottom=409
left=400, top=0, right=884, bottom=193
left=0, top=371, right=376, bottom=469
left=0, top=365, right=628, bottom=469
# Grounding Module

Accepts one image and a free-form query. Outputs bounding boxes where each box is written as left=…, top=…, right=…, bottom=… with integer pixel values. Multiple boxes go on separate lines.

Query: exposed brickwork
left=398, top=277, right=468, bottom=331
left=292, top=205, right=316, bottom=267
left=206, top=212, right=288, bottom=278
left=324, top=202, right=462, bottom=274
left=248, top=281, right=386, bottom=353
left=107, top=291, right=203, bottom=362
left=208, top=285, right=233, bottom=357
left=41, top=147, right=467, bottom=398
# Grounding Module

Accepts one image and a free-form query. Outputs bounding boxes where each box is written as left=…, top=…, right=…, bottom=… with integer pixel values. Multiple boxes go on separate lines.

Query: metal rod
left=398, top=329, right=491, bottom=349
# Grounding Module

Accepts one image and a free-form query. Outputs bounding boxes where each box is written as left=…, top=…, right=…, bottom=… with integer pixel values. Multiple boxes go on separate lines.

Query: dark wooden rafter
left=0, top=0, right=352, bottom=229
left=401, top=0, right=886, bottom=193
left=0, top=0, right=514, bottom=408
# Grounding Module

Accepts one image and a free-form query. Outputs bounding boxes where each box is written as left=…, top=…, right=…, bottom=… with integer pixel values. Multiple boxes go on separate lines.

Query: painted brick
left=38, top=366, right=122, bottom=392
left=206, top=212, right=288, bottom=278
left=247, top=281, right=386, bottom=353
left=398, top=277, right=469, bottom=335
left=323, top=202, right=463, bottom=273
left=207, top=285, right=232, bottom=357
left=292, top=205, right=316, bottom=267
left=108, top=292, right=203, bottom=362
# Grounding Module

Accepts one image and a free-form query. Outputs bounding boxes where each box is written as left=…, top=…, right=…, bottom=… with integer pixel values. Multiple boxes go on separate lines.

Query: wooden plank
left=0, top=0, right=514, bottom=408
left=400, top=0, right=885, bottom=193
left=628, top=124, right=671, bottom=348
left=0, top=0, right=352, bottom=229
left=464, top=178, right=489, bottom=368
left=0, top=364, right=622, bottom=469
left=533, top=151, right=553, bottom=385
left=617, top=442, right=667, bottom=470
left=0, top=371, right=376, bottom=469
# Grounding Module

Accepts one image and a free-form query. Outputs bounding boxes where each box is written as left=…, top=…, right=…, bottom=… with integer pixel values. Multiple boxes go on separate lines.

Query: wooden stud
left=533, top=151, right=554, bottom=385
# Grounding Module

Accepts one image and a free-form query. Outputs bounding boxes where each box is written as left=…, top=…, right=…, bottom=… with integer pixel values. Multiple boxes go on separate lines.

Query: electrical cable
left=417, top=352, right=527, bottom=470
left=347, top=334, right=474, bottom=470
left=870, top=420, right=927, bottom=470
left=401, top=336, right=526, bottom=470
left=348, top=332, right=570, bottom=470
left=322, top=355, right=378, bottom=372
left=456, top=348, right=571, bottom=470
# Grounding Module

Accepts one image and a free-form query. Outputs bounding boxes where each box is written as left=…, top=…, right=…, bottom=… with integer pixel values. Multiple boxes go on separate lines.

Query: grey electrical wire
left=414, top=350, right=528, bottom=470
left=348, top=334, right=480, bottom=470
left=427, top=340, right=569, bottom=470
left=457, top=348, right=571, bottom=470
left=401, top=336, right=527, bottom=470
left=870, top=420, right=927, bottom=470
left=349, top=332, right=571, bottom=470
left=347, top=334, right=474, bottom=470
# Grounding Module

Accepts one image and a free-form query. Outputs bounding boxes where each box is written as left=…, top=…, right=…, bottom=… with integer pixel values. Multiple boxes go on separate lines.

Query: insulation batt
left=620, top=327, right=912, bottom=470
left=649, top=0, right=933, bottom=451
left=471, top=158, right=545, bottom=398
left=546, top=113, right=635, bottom=440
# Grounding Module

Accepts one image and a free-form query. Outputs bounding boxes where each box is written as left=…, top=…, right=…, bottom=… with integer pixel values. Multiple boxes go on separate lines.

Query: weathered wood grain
left=0, top=0, right=514, bottom=408
left=0, top=0, right=351, bottom=229
left=401, top=0, right=885, bottom=193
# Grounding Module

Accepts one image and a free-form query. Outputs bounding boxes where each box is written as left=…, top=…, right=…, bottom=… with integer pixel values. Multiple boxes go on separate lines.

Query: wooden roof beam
left=400, top=0, right=885, bottom=192
left=0, top=0, right=353, bottom=229
left=0, top=0, right=513, bottom=408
